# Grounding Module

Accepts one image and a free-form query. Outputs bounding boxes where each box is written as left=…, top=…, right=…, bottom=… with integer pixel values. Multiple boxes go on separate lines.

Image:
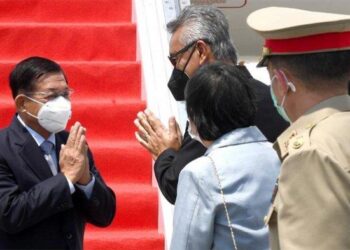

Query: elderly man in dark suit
left=134, top=5, right=288, bottom=204
left=0, top=56, right=116, bottom=250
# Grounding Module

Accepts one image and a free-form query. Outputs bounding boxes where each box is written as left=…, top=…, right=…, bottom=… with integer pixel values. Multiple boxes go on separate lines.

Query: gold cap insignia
left=262, top=46, right=271, bottom=56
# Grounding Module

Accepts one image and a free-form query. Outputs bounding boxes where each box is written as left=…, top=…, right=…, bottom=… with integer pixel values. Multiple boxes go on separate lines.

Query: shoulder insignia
left=287, top=128, right=312, bottom=154
left=292, top=137, right=304, bottom=149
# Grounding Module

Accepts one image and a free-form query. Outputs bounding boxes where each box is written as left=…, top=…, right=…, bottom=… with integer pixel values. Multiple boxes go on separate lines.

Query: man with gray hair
left=135, top=5, right=287, bottom=204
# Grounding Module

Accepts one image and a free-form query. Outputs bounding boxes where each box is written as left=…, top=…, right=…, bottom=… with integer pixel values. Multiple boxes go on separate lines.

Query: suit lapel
left=19, top=140, right=53, bottom=180
left=11, top=116, right=53, bottom=180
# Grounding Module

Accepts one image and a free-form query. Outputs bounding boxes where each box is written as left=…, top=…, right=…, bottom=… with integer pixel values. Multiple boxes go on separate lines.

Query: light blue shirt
left=17, top=115, right=95, bottom=198
left=171, top=126, right=280, bottom=250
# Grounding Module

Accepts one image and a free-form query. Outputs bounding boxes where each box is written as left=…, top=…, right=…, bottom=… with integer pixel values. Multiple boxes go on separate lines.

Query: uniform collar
left=205, top=126, right=267, bottom=155
left=274, top=95, right=350, bottom=159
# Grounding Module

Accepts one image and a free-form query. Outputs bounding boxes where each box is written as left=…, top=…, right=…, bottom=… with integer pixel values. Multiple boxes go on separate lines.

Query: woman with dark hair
left=170, top=62, right=280, bottom=250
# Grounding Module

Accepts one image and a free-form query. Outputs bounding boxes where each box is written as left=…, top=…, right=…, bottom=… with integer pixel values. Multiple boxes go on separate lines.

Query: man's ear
left=197, top=40, right=212, bottom=65
left=14, top=95, right=27, bottom=113
left=274, top=69, right=291, bottom=93
left=277, top=69, right=296, bottom=92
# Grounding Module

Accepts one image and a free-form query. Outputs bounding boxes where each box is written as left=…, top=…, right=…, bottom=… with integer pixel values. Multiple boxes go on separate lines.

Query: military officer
left=247, top=7, right=350, bottom=250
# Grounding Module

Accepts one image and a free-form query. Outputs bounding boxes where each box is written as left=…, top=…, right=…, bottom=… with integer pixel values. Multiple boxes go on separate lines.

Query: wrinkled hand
left=59, top=122, right=88, bottom=184
left=134, top=109, right=182, bottom=159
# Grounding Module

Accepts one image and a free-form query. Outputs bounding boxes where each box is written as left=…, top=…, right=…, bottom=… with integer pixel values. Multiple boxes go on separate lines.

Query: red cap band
left=265, top=31, right=350, bottom=54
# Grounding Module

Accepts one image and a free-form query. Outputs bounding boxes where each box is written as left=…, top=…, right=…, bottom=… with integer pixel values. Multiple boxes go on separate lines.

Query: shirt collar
left=205, top=126, right=267, bottom=155
left=17, top=115, right=56, bottom=147
left=274, top=95, right=350, bottom=159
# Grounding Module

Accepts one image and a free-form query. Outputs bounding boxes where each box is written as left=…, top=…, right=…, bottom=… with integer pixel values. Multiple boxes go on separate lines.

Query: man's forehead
left=35, top=73, right=67, bottom=90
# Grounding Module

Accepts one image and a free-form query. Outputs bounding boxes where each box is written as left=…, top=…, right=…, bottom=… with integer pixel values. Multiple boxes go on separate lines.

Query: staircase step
left=89, top=139, right=152, bottom=184
left=90, top=183, right=159, bottom=230
left=0, top=23, right=136, bottom=61
left=70, top=99, right=145, bottom=140
left=0, top=61, right=141, bottom=99
left=0, top=0, right=131, bottom=23
left=84, top=230, right=164, bottom=250
left=0, top=99, right=145, bottom=140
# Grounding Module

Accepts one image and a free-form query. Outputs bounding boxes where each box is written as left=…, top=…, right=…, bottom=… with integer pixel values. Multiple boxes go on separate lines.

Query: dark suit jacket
left=0, top=117, right=116, bottom=250
left=154, top=65, right=289, bottom=204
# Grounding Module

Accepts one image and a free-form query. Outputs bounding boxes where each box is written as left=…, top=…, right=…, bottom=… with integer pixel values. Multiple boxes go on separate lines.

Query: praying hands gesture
left=60, top=122, right=90, bottom=184
left=134, top=109, right=182, bottom=160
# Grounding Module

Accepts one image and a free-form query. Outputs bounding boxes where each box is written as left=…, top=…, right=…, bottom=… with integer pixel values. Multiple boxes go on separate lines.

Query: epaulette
left=287, top=123, right=315, bottom=155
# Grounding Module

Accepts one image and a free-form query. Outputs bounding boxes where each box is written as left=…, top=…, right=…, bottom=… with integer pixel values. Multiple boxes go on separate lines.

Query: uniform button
left=66, top=233, right=73, bottom=240
left=293, top=138, right=304, bottom=149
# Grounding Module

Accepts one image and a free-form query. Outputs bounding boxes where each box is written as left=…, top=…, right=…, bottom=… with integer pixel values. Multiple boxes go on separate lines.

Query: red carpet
left=0, top=1, right=164, bottom=249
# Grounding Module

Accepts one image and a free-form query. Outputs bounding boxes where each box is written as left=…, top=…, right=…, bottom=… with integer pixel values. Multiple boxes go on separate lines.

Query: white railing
left=133, top=1, right=187, bottom=249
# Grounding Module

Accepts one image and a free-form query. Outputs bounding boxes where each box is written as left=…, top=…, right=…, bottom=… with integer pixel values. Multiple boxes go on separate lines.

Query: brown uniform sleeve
left=276, top=147, right=350, bottom=249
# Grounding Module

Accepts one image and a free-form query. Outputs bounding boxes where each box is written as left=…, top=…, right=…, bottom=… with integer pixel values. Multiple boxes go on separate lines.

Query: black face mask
left=167, top=68, right=189, bottom=101
left=167, top=44, right=196, bottom=101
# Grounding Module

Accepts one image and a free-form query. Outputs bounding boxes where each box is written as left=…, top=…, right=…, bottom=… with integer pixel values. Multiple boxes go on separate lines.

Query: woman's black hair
left=185, top=62, right=256, bottom=141
left=9, top=56, right=65, bottom=99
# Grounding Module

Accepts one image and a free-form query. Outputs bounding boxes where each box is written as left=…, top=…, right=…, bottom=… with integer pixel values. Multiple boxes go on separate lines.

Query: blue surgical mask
left=270, top=75, right=291, bottom=123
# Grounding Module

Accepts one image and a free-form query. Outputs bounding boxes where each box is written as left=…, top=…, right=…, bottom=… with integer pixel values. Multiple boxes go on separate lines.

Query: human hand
left=134, top=109, right=182, bottom=159
left=77, top=144, right=92, bottom=185
left=59, top=122, right=87, bottom=184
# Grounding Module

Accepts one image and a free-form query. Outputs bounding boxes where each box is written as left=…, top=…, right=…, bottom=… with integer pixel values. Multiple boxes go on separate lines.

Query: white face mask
left=187, top=121, right=204, bottom=145
left=25, top=96, right=72, bottom=133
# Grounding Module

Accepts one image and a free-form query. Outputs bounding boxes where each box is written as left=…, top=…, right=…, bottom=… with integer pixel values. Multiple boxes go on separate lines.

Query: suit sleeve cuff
left=155, top=148, right=177, bottom=164
left=75, top=175, right=96, bottom=199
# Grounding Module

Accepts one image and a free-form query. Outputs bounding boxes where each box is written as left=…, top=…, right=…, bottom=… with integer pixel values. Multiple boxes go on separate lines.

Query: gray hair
left=167, top=5, right=238, bottom=64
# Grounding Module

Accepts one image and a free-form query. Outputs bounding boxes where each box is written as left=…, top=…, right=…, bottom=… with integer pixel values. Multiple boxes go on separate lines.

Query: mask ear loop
left=181, top=43, right=197, bottom=74
left=279, top=70, right=296, bottom=92
left=274, top=70, right=296, bottom=107
left=15, top=94, right=44, bottom=119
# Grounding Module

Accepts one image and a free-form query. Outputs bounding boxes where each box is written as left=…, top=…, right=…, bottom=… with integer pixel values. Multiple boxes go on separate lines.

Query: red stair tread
left=0, top=23, right=136, bottom=61
left=0, top=61, right=141, bottom=99
left=69, top=99, right=146, bottom=140
left=89, top=140, right=152, bottom=184
left=85, top=229, right=163, bottom=239
left=84, top=230, right=164, bottom=250
left=89, top=183, right=159, bottom=230
left=0, top=0, right=131, bottom=23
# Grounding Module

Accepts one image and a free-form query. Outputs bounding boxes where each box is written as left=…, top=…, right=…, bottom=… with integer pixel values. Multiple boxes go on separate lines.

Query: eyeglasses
left=168, top=41, right=197, bottom=67
left=168, top=39, right=211, bottom=66
left=26, top=88, right=74, bottom=101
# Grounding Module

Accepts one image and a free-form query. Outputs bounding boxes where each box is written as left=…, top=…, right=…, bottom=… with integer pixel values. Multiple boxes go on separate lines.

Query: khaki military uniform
left=265, top=95, right=350, bottom=250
